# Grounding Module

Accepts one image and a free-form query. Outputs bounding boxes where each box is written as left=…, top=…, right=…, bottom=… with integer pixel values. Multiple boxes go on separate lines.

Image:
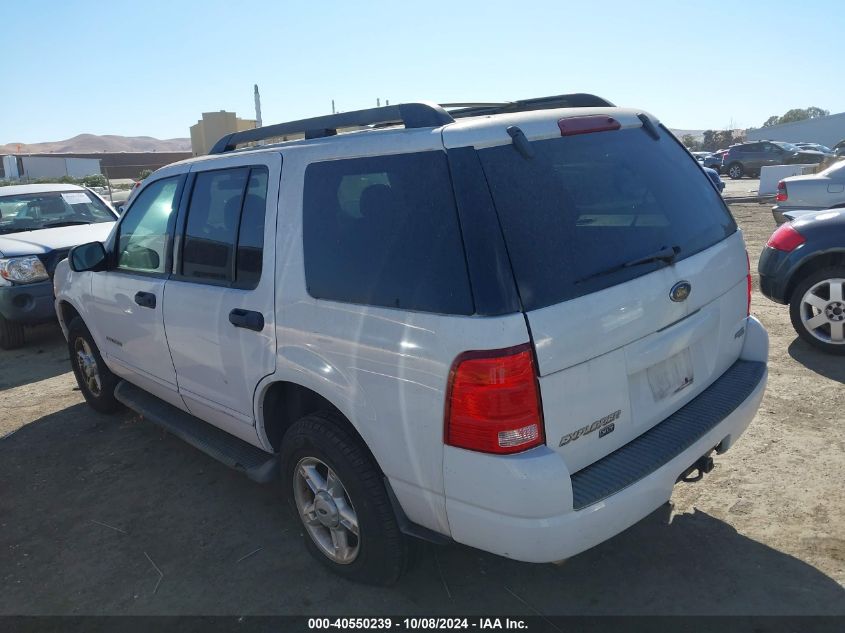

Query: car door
left=87, top=173, right=188, bottom=410
left=162, top=154, right=280, bottom=441
left=761, top=142, right=785, bottom=167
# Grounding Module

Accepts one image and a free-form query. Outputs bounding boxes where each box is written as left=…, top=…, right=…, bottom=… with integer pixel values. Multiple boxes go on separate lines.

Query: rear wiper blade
left=623, top=245, right=680, bottom=268
left=575, top=245, right=680, bottom=285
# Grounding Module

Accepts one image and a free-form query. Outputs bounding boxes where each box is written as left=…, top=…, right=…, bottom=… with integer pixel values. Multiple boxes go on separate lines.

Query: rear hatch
left=450, top=110, right=749, bottom=473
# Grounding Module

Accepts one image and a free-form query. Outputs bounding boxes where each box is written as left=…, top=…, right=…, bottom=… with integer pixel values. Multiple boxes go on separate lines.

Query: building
left=190, top=111, right=256, bottom=156
left=0, top=152, right=192, bottom=180
left=0, top=155, right=101, bottom=180
left=745, top=112, right=845, bottom=148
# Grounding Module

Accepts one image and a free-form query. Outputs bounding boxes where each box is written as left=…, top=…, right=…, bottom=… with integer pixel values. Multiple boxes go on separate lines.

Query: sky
left=2, top=0, right=844, bottom=143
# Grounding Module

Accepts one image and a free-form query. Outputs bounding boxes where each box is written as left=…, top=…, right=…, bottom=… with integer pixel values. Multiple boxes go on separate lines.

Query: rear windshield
left=477, top=127, right=737, bottom=311
left=0, top=190, right=115, bottom=235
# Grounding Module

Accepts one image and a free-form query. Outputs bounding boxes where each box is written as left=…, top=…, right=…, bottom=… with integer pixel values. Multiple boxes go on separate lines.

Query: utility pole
left=332, top=99, right=336, bottom=114
left=254, top=84, right=263, bottom=128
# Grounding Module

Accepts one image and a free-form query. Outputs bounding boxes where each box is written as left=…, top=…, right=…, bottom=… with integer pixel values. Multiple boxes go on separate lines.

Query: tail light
left=776, top=181, right=788, bottom=202
left=445, top=344, right=544, bottom=455
left=767, top=224, right=805, bottom=252
left=745, top=250, right=752, bottom=317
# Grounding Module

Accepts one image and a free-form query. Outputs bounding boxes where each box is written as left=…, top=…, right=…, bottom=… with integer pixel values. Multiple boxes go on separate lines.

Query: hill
left=0, top=134, right=191, bottom=154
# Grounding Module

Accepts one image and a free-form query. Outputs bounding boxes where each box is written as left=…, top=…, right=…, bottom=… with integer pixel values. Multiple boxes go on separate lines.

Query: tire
left=788, top=267, right=845, bottom=355
left=67, top=316, right=122, bottom=412
left=727, top=162, right=744, bottom=179
left=280, top=411, right=411, bottom=585
left=0, top=314, right=25, bottom=350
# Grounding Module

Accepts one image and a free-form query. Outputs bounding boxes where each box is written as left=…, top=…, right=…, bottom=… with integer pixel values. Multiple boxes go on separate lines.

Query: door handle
left=229, top=308, right=264, bottom=332
left=134, top=291, right=156, bottom=309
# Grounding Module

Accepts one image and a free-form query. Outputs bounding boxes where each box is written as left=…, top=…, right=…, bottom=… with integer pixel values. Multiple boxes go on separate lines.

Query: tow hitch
left=678, top=451, right=715, bottom=483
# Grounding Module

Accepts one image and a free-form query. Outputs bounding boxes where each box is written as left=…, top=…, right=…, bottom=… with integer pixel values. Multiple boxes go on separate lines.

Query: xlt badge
left=559, top=409, right=621, bottom=447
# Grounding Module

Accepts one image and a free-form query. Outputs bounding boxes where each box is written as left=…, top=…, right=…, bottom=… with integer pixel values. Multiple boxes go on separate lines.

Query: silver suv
left=54, top=94, right=769, bottom=585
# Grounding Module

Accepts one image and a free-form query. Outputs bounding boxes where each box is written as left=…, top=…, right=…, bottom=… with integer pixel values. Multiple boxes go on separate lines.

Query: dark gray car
left=723, top=141, right=826, bottom=179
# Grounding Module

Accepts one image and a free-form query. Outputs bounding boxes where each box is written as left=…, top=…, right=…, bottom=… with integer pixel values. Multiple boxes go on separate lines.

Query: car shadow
left=1, top=403, right=843, bottom=616
left=0, top=322, right=70, bottom=390
left=787, top=338, right=845, bottom=383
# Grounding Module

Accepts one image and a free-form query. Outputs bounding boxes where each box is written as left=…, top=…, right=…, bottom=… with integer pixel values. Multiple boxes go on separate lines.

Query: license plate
left=647, top=349, right=694, bottom=401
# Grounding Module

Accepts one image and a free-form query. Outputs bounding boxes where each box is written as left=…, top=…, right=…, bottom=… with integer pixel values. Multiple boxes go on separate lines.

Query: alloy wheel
left=293, top=456, right=360, bottom=564
left=74, top=337, right=102, bottom=396
left=799, top=278, right=845, bottom=345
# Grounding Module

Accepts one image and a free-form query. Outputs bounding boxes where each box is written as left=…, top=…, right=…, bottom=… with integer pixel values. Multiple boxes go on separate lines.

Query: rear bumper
left=0, top=281, right=56, bottom=324
left=443, top=317, right=768, bottom=563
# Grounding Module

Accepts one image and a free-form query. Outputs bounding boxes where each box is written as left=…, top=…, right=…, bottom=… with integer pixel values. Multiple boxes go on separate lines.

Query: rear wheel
left=281, top=412, right=411, bottom=585
left=0, top=315, right=25, bottom=350
left=68, top=317, right=122, bottom=412
left=727, top=162, right=744, bottom=179
left=789, top=268, right=845, bottom=355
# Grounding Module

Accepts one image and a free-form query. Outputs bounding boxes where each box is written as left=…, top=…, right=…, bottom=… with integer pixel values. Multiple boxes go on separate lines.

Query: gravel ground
left=0, top=202, right=842, bottom=615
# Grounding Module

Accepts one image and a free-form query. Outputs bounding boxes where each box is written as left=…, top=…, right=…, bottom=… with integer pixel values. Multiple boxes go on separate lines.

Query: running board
left=114, top=381, right=279, bottom=483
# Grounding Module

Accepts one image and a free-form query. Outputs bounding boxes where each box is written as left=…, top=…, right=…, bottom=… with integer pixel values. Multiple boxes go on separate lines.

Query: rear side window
left=478, top=127, right=737, bottom=311
left=303, top=151, right=473, bottom=314
left=181, top=166, right=268, bottom=287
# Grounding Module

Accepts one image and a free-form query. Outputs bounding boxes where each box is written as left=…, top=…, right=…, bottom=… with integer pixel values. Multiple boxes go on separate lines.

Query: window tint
left=182, top=169, right=248, bottom=282
left=303, top=152, right=473, bottom=314
left=181, top=166, right=268, bottom=287
left=477, top=128, right=737, bottom=311
left=236, top=168, right=268, bottom=288
left=117, top=177, right=180, bottom=273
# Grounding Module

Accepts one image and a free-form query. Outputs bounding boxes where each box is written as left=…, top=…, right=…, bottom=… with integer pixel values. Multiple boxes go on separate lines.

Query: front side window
left=181, top=166, right=268, bottom=287
left=117, top=177, right=181, bottom=274
left=303, top=151, right=473, bottom=314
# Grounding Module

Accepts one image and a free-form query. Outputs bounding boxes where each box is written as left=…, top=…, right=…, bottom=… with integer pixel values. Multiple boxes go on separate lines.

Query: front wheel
left=727, top=162, right=744, bottom=179
left=67, top=317, right=122, bottom=412
left=789, top=269, right=845, bottom=355
left=281, top=412, right=411, bottom=585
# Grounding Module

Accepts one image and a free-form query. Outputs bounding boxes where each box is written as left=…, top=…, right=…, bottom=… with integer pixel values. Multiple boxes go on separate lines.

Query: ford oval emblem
left=670, top=281, right=692, bottom=302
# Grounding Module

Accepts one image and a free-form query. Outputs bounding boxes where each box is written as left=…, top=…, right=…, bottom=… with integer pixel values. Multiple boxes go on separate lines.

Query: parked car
left=722, top=141, right=827, bottom=180
left=703, top=152, right=724, bottom=171
left=703, top=166, right=725, bottom=192
left=0, top=184, right=118, bottom=348
left=772, top=159, right=845, bottom=223
left=759, top=209, right=845, bottom=354
left=794, top=142, right=834, bottom=155
left=54, top=95, right=768, bottom=584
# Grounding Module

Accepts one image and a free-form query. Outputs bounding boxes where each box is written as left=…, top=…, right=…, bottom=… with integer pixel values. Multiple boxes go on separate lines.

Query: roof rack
left=442, top=93, right=614, bottom=119
left=208, top=93, right=615, bottom=154
left=209, top=102, right=454, bottom=154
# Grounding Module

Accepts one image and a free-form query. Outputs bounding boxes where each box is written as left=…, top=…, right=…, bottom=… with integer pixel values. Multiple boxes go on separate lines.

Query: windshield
left=0, top=190, right=115, bottom=235
left=775, top=142, right=800, bottom=152
left=477, top=127, right=737, bottom=310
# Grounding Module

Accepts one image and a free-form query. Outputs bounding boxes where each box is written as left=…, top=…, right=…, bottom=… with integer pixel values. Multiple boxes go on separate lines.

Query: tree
left=138, top=169, right=153, bottom=180
left=761, top=107, right=829, bottom=128
left=82, top=174, right=107, bottom=188
left=681, top=134, right=701, bottom=151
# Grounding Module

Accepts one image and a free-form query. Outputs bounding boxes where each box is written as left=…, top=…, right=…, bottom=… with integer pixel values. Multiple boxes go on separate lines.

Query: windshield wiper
left=575, top=245, right=680, bottom=285
left=623, top=245, right=680, bottom=268
left=39, top=220, right=94, bottom=229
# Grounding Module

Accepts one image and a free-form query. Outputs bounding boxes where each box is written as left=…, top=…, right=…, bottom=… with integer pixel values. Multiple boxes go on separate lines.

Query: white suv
left=54, top=94, right=769, bottom=585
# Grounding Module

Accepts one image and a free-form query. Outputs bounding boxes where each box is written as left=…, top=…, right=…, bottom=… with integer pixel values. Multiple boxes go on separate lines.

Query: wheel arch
left=56, top=299, right=82, bottom=338
left=785, top=250, right=845, bottom=302
left=256, top=379, right=382, bottom=474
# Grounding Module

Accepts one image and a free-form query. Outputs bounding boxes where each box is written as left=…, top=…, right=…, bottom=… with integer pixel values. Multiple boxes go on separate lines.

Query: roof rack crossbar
left=445, top=93, right=614, bottom=119
left=209, top=102, right=454, bottom=154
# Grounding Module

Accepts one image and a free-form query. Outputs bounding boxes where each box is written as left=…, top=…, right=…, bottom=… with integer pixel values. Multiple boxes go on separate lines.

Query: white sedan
left=773, top=159, right=845, bottom=223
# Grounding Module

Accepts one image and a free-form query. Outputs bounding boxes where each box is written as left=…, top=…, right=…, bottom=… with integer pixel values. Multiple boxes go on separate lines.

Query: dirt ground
left=0, top=202, right=843, bottom=616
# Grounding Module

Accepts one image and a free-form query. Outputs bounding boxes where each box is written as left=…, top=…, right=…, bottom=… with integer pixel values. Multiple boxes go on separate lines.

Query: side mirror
left=69, top=241, right=107, bottom=272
